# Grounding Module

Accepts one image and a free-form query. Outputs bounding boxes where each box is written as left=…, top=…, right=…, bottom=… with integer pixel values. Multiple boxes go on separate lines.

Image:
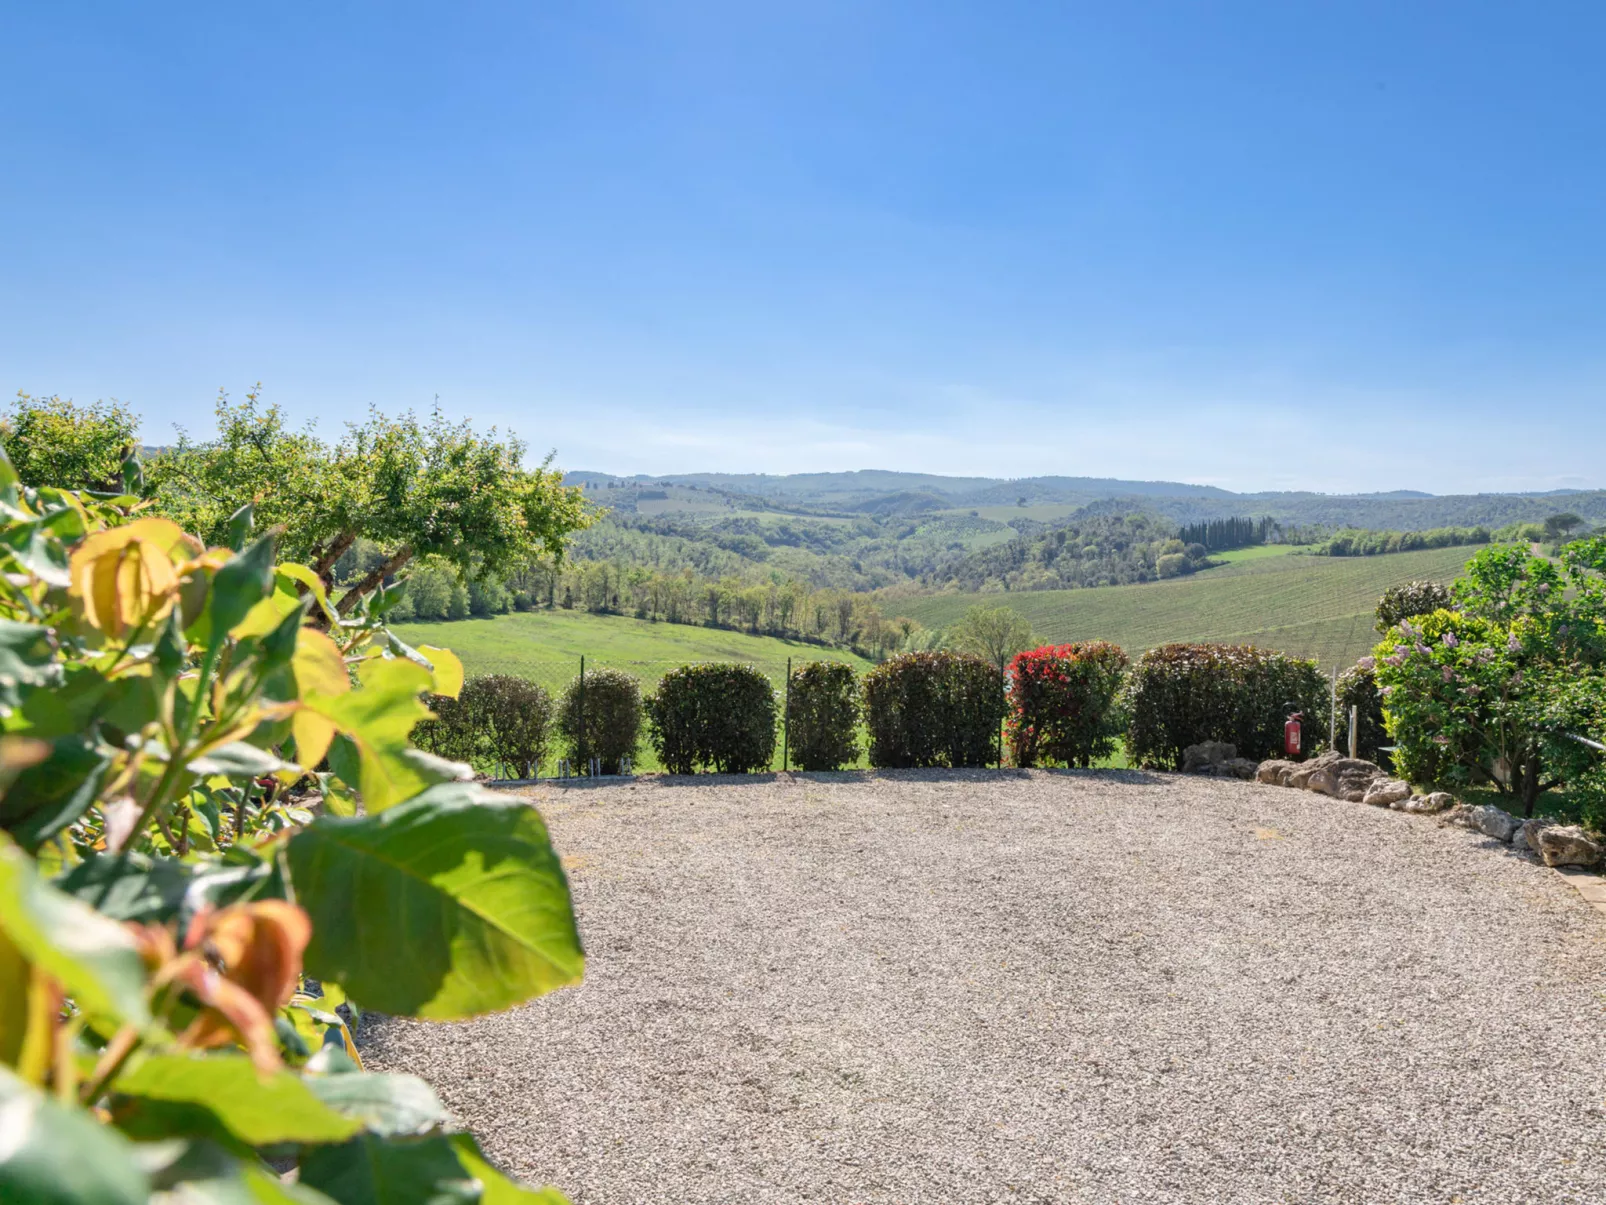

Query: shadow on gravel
left=638, top=767, right=1170, bottom=787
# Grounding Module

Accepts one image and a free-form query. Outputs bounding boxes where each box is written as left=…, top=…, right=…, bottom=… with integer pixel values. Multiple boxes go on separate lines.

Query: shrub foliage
left=416, top=673, right=554, bottom=778
left=647, top=663, right=777, bottom=773
left=0, top=447, right=583, bottom=1205
left=1375, top=579, right=1453, bottom=633
left=1374, top=539, right=1606, bottom=817
left=1007, top=642, right=1129, bottom=768
left=786, top=660, right=861, bottom=770
left=863, top=651, right=1005, bottom=769
left=558, top=666, right=644, bottom=774
left=1124, top=643, right=1329, bottom=770
left=1333, top=658, right=1389, bottom=766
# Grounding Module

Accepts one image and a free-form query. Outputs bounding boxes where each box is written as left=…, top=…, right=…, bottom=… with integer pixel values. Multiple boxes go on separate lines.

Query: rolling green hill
left=896, top=545, right=1481, bottom=670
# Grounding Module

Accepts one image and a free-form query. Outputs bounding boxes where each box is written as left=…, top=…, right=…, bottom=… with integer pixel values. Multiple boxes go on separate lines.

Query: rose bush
left=0, top=447, right=585, bottom=1204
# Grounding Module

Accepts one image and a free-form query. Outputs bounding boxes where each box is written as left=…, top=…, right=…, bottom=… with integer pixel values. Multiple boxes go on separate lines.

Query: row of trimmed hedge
left=419, top=643, right=1330, bottom=777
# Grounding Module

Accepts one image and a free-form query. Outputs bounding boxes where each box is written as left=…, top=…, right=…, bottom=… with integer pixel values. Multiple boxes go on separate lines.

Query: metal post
left=578, top=655, right=586, bottom=776
left=1349, top=704, right=1359, bottom=760
left=783, top=657, right=791, bottom=773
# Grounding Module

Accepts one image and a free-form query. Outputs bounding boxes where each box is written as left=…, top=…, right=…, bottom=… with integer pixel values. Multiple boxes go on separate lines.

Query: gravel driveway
left=361, top=770, right=1606, bottom=1205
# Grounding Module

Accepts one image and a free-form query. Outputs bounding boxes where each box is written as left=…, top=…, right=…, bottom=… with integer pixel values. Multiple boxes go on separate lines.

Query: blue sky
left=3, top=2, right=1603, bottom=493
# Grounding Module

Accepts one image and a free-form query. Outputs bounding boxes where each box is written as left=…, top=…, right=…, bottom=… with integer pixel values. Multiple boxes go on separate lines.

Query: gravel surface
left=361, top=769, right=1606, bottom=1204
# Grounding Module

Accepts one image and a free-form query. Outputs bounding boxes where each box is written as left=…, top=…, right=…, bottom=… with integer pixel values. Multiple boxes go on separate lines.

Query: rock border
left=1242, top=748, right=1606, bottom=915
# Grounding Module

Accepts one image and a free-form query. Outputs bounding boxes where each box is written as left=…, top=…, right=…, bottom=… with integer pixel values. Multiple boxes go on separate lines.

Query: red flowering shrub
left=1007, top=642, right=1129, bottom=768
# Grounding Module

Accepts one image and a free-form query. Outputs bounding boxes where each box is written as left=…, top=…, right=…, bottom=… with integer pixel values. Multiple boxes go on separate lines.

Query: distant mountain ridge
left=563, top=469, right=1606, bottom=529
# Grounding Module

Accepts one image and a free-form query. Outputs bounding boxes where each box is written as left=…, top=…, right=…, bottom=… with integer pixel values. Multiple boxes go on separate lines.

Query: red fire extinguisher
left=1284, top=711, right=1303, bottom=758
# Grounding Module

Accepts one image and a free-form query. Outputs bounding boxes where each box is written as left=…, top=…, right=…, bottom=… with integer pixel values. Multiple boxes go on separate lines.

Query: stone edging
left=1180, top=743, right=1606, bottom=913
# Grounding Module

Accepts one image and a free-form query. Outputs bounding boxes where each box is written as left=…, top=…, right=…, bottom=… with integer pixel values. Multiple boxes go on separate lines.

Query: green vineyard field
left=896, top=544, right=1481, bottom=670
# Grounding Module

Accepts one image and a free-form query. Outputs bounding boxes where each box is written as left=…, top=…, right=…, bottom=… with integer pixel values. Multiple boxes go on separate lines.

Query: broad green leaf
left=0, top=735, right=114, bottom=851
left=448, top=1136, right=570, bottom=1205
left=305, top=1073, right=450, bottom=1137
left=208, top=533, right=277, bottom=639
left=276, top=563, right=336, bottom=624
left=0, top=618, right=61, bottom=689
left=109, top=1053, right=363, bottom=1147
left=225, top=502, right=255, bottom=552
left=0, top=834, right=149, bottom=1027
left=56, top=848, right=282, bottom=930
left=287, top=784, right=583, bottom=1019
left=303, top=658, right=437, bottom=811
left=298, top=1134, right=479, bottom=1205
left=187, top=741, right=294, bottom=777
left=0, top=1065, right=149, bottom=1205
left=140, top=1141, right=340, bottom=1205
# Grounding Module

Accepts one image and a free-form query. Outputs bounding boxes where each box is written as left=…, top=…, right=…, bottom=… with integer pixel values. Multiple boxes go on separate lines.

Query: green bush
left=1007, top=641, right=1129, bottom=768
left=416, top=674, right=553, bottom=778
left=1333, top=658, right=1390, bottom=767
left=786, top=660, right=861, bottom=770
left=558, top=666, right=644, bottom=774
left=1123, top=643, right=1329, bottom=770
left=1375, top=580, right=1452, bottom=633
left=1373, top=539, right=1606, bottom=814
left=647, top=663, right=777, bottom=773
left=863, top=650, right=1005, bottom=769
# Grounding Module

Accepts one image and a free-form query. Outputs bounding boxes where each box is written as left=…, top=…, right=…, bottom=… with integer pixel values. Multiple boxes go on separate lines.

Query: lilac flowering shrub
left=1373, top=539, right=1606, bottom=818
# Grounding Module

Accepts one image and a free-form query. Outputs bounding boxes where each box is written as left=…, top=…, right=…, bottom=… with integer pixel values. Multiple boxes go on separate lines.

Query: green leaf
left=57, top=848, right=283, bottom=930
left=0, top=834, right=149, bottom=1027
left=140, top=1141, right=341, bottom=1205
left=0, top=736, right=115, bottom=851
left=297, top=1134, right=480, bottom=1205
left=287, top=784, right=583, bottom=1019
left=187, top=741, right=295, bottom=777
left=304, top=658, right=439, bottom=812
left=109, top=1054, right=363, bottom=1147
left=0, top=1065, right=149, bottom=1205
left=226, top=502, right=255, bottom=553
left=448, top=1135, right=570, bottom=1205
left=0, top=618, right=61, bottom=689
left=305, top=1073, right=450, bottom=1137
left=210, top=532, right=278, bottom=638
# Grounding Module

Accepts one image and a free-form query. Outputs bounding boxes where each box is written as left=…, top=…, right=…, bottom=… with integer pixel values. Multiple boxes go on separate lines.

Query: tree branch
left=336, top=546, right=414, bottom=616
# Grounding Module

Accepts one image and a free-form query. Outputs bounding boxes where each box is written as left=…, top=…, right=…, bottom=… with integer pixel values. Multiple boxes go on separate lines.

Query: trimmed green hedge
left=558, top=667, right=643, bottom=774
left=416, top=673, right=553, bottom=778
left=786, top=660, right=861, bottom=771
left=647, top=663, right=777, bottom=774
left=863, top=651, right=1004, bottom=769
left=1124, top=643, right=1328, bottom=770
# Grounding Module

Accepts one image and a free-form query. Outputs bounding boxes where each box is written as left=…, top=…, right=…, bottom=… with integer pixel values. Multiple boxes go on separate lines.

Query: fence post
left=783, top=657, right=791, bottom=773
left=579, top=655, right=586, bottom=777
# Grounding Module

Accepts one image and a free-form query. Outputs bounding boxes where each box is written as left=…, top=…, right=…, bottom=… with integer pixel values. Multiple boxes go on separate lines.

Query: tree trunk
left=336, top=546, right=414, bottom=616
left=1521, top=744, right=1541, bottom=817
left=310, top=529, right=359, bottom=585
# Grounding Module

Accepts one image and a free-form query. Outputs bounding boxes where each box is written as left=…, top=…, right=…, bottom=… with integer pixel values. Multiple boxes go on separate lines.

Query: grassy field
left=897, top=545, right=1480, bottom=670
left=1204, top=544, right=1305, bottom=565
left=391, top=609, right=876, bottom=773
left=393, top=608, right=872, bottom=690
